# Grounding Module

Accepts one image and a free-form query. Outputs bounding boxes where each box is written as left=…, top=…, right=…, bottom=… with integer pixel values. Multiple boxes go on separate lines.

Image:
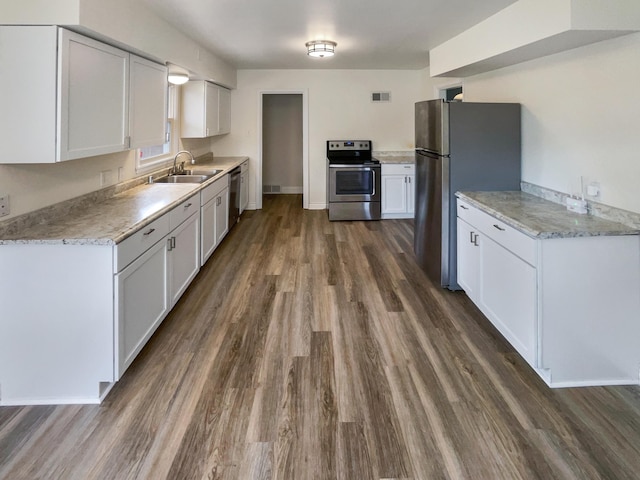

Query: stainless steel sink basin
left=154, top=174, right=213, bottom=184
left=183, top=169, right=224, bottom=176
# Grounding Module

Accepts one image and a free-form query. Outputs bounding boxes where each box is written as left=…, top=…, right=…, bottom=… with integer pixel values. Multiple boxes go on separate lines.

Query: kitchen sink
left=183, top=169, right=223, bottom=176
left=154, top=174, right=213, bottom=184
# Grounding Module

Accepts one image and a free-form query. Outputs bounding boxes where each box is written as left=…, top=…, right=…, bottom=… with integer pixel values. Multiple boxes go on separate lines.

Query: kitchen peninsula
left=456, top=190, right=640, bottom=388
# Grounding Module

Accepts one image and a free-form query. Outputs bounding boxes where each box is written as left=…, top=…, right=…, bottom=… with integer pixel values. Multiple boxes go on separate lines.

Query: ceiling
left=138, top=0, right=518, bottom=70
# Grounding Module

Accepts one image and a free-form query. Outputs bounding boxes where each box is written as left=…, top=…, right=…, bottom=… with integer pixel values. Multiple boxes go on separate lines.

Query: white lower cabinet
left=200, top=175, right=229, bottom=265
left=240, top=160, right=249, bottom=214
left=456, top=217, right=480, bottom=300
left=479, top=231, right=537, bottom=366
left=457, top=198, right=640, bottom=387
left=381, top=163, right=415, bottom=219
left=0, top=194, right=201, bottom=405
left=116, top=193, right=199, bottom=379
left=168, top=208, right=200, bottom=307
left=116, top=238, right=169, bottom=378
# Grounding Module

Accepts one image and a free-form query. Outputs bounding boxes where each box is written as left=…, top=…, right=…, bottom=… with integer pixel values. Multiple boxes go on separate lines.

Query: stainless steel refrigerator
left=414, top=99, right=521, bottom=290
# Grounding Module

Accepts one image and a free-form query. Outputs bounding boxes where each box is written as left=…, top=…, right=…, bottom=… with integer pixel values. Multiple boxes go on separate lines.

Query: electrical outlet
left=100, top=170, right=113, bottom=187
left=0, top=194, right=10, bottom=217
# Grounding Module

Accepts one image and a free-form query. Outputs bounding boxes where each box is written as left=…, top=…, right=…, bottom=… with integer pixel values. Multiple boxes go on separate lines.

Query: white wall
left=211, top=69, right=423, bottom=208
left=462, top=32, right=640, bottom=213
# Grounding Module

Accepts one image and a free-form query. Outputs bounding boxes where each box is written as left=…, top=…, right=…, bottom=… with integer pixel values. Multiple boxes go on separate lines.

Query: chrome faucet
left=171, top=150, right=194, bottom=174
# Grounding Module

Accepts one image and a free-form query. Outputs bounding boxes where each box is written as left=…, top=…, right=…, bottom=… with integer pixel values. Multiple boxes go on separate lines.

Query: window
left=136, top=85, right=177, bottom=172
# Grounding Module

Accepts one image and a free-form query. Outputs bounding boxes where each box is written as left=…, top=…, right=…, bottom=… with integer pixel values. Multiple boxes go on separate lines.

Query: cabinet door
left=58, top=29, right=129, bottom=161
left=215, top=188, right=230, bottom=245
left=218, top=87, right=231, bottom=135
left=201, top=198, right=217, bottom=265
left=205, top=82, right=220, bottom=136
left=457, top=218, right=480, bottom=302
left=116, top=237, right=169, bottom=378
left=382, top=175, right=407, bottom=214
left=406, top=174, right=415, bottom=215
left=480, top=235, right=537, bottom=366
left=129, top=55, right=168, bottom=148
left=169, top=212, right=200, bottom=307
left=240, top=171, right=249, bottom=214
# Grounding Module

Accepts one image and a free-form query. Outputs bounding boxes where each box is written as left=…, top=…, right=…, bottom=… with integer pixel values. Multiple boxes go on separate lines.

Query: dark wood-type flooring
left=2, top=194, right=640, bottom=479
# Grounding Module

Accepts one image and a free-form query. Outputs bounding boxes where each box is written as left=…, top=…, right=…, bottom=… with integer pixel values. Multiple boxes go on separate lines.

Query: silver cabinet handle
left=493, top=224, right=506, bottom=231
left=473, top=233, right=479, bottom=246
left=143, top=228, right=155, bottom=236
left=171, top=237, right=176, bottom=249
left=184, top=203, right=193, bottom=209
left=469, top=231, right=474, bottom=243
left=167, top=237, right=172, bottom=251
left=460, top=205, right=469, bottom=210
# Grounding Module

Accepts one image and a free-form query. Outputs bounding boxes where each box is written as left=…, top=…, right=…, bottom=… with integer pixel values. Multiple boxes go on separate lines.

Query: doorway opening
left=436, top=83, right=464, bottom=102
left=258, top=90, right=308, bottom=210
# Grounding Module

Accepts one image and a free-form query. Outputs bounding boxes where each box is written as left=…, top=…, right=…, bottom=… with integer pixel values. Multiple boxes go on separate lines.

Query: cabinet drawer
left=170, top=194, right=199, bottom=230
left=457, top=200, right=536, bottom=265
left=382, top=163, right=415, bottom=175
left=201, top=175, right=229, bottom=205
left=115, top=214, right=170, bottom=272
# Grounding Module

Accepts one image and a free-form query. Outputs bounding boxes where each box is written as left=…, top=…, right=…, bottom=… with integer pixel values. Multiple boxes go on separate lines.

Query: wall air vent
left=371, top=92, right=391, bottom=102
left=263, top=185, right=281, bottom=194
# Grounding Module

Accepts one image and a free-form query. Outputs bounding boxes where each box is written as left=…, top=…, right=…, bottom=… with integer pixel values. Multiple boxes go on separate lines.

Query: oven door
left=328, top=164, right=380, bottom=202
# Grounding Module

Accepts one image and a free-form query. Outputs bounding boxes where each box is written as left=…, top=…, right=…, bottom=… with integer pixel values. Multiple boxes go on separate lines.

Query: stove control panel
left=327, top=140, right=371, bottom=151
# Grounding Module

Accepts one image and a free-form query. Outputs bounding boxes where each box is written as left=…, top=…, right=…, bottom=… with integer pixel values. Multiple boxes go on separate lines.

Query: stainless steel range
left=327, top=140, right=381, bottom=221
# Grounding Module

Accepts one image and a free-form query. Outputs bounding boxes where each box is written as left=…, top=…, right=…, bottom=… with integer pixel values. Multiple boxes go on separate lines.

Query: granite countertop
left=373, top=154, right=415, bottom=164
left=0, top=156, right=248, bottom=246
left=456, top=191, right=640, bottom=239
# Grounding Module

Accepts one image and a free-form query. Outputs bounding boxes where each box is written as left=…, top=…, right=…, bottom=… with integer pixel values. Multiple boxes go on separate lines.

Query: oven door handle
left=371, top=169, right=376, bottom=196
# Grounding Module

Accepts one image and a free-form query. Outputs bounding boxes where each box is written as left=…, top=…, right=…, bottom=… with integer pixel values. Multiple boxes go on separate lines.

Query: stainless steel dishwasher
left=228, top=166, right=241, bottom=229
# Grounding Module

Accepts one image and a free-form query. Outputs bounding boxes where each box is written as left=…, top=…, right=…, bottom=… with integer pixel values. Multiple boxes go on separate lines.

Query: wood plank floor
left=2, top=194, right=640, bottom=479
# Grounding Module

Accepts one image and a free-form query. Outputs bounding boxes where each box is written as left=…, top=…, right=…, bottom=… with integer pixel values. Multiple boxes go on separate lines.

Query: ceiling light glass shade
left=168, top=72, right=189, bottom=85
left=306, top=40, right=336, bottom=58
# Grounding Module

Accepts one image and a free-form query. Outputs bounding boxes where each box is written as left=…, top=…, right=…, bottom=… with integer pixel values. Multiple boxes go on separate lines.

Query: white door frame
left=257, top=90, right=309, bottom=210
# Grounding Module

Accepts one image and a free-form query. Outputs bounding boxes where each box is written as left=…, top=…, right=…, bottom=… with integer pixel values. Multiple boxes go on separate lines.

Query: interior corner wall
left=461, top=32, right=640, bottom=214
left=210, top=69, right=423, bottom=209
left=262, top=95, right=303, bottom=192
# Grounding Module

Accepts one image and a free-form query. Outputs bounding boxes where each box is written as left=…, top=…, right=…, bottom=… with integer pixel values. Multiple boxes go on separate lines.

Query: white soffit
left=429, top=0, right=640, bottom=77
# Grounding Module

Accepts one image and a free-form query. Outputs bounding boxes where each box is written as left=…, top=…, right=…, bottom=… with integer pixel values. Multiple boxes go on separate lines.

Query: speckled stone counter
left=456, top=191, right=640, bottom=239
left=0, top=155, right=248, bottom=245
left=373, top=154, right=415, bottom=164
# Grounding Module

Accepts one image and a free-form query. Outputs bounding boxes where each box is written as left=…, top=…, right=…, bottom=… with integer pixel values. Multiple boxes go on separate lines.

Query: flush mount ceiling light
left=306, top=40, right=337, bottom=58
left=168, top=72, right=189, bottom=85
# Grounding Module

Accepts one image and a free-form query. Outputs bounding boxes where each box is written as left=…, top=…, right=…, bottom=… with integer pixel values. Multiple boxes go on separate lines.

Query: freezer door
left=414, top=150, right=450, bottom=286
left=415, top=99, right=449, bottom=155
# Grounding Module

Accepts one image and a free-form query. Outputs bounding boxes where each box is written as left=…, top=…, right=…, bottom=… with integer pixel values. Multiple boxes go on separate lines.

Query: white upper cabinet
left=58, top=29, right=129, bottom=161
left=182, top=80, right=230, bottom=138
left=0, top=26, right=167, bottom=164
left=129, top=55, right=168, bottom=149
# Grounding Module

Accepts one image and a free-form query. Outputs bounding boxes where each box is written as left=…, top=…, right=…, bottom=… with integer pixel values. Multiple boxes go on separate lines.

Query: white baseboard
left=308, top=202, right=327, bottom=210
left=263, top=186, right=303, bottom=194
